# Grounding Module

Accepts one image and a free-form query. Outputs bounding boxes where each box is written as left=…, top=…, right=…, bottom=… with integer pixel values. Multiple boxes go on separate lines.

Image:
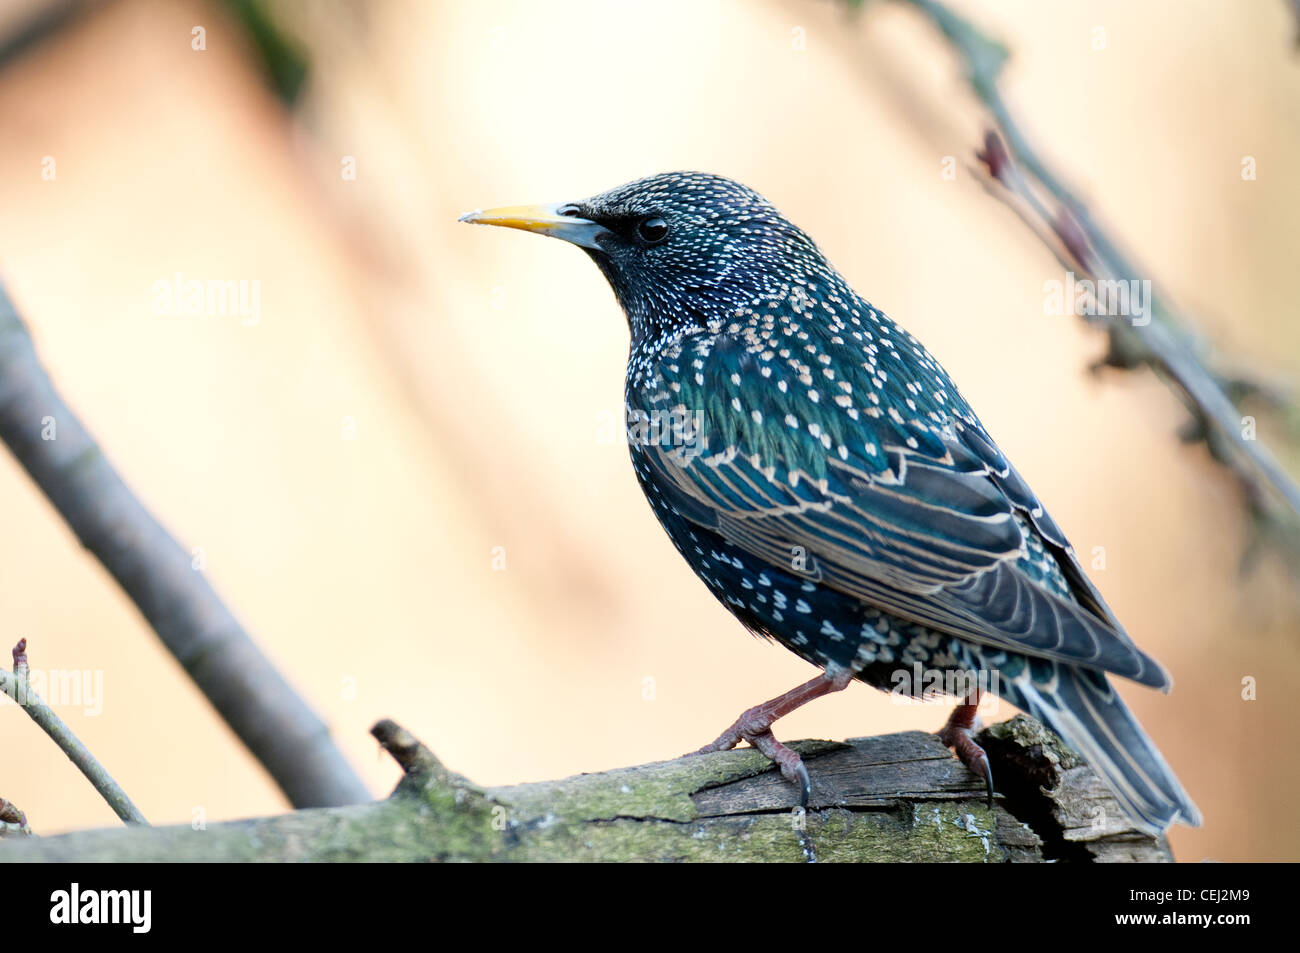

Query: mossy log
left=0, top=715, right=1173, bottom=862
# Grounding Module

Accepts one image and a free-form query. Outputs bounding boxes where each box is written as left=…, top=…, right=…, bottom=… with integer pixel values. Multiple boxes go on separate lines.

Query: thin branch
left=0, top=283, right=369, bottom=808
left=1, top=639, right=147, bottom=825
left=879, top=0, right=1300, bottom=557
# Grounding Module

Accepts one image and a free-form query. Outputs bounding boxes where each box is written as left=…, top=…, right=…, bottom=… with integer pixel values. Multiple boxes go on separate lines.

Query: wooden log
left=0, top=715, right=1172, bottom=862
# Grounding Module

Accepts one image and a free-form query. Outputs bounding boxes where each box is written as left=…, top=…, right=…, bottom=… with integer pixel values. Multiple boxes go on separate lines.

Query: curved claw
left=686, top=734, right=812, bottom=807
left=687, top=672, right=852, bottom=807
left=938, top=701, right=997, bottom=807
left=790, top=758, right=812, bottom=809
left=744, top=729, right=814, bottom=807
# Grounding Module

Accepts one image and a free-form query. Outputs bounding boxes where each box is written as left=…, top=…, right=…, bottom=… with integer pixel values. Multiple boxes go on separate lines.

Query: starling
left=461, top=172, right=1201, bottom=834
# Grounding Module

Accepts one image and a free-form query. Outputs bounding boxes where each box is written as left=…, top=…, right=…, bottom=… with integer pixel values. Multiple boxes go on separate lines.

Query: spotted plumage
left=462, top=171, right=1200, bottom=834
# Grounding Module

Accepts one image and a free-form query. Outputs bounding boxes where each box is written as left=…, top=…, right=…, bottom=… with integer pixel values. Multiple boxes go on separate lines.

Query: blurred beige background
left=1, top=0, right=1297, bottom=861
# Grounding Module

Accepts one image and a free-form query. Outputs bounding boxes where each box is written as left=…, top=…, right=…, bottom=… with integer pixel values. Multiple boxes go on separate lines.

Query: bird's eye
left=637, top=216, right=669, bottom=244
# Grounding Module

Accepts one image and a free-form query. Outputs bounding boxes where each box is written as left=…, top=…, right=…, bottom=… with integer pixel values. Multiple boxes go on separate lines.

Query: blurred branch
left=0, top=639, right=146, bottom=825
left=0, top=0, right=85, bottom=73
left=0, top=1, right=307, bottom=103
left=222, top=0, right=309, bottom=104
left=871, top=0, right=1300, bottom=561
left=0, top=284, right=369, bottom=808
left=0, top=716, right=1173, bottom=862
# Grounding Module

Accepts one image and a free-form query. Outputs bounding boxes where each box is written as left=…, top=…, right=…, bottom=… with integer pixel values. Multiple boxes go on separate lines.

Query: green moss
left=984, top=714, right=1083, bottom=770
left=0, top=737, right=1024, bottom=862
left=496, top=800, right=1006, bottom=863
left=488, top=743, right=844, bottom=826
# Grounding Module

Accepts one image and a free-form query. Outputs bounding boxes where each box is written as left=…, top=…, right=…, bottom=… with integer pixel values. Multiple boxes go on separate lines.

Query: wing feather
left=637, top=335, right=1168, bottom=687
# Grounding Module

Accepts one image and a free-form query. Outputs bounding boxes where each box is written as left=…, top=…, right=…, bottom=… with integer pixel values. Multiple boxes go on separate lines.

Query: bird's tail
left=1004, top=664, right=1201, bottom=835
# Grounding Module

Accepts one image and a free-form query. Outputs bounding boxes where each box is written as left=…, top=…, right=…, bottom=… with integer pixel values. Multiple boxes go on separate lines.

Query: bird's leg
left=690, top=670, right=853, bottom=805
left=936, top=690, right=995, bottom=806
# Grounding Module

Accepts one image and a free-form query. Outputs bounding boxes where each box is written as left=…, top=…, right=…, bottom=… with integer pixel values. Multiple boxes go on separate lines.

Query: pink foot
left=688, top=670, right=852, bottom=807
left=937, top=701, right=995, bottom=806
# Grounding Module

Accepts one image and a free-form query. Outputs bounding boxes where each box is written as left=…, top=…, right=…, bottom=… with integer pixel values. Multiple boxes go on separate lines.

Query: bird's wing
left=636, top=325, right=1168, bottom=688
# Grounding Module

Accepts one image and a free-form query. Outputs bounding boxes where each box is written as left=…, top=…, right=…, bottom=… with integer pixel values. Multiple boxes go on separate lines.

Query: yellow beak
left=458, top=203, right=610, bottom=251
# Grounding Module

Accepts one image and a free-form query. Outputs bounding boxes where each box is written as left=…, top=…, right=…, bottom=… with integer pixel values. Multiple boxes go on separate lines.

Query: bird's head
left=460, top=171, right=833, bottom=347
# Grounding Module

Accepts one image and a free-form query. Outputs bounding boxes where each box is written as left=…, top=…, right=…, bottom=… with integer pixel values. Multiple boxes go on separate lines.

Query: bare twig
left=877, top=0, right=1300, bottom=557
left=1, top=639, right=147, bottom=825
left=0, top=284, right=369, bottom=808
left=371, top=718, right=446, bottom=778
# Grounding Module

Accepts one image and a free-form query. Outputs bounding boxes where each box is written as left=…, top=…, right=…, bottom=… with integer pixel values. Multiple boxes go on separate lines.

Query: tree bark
left=0, top=716, right=1173, bottom=862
